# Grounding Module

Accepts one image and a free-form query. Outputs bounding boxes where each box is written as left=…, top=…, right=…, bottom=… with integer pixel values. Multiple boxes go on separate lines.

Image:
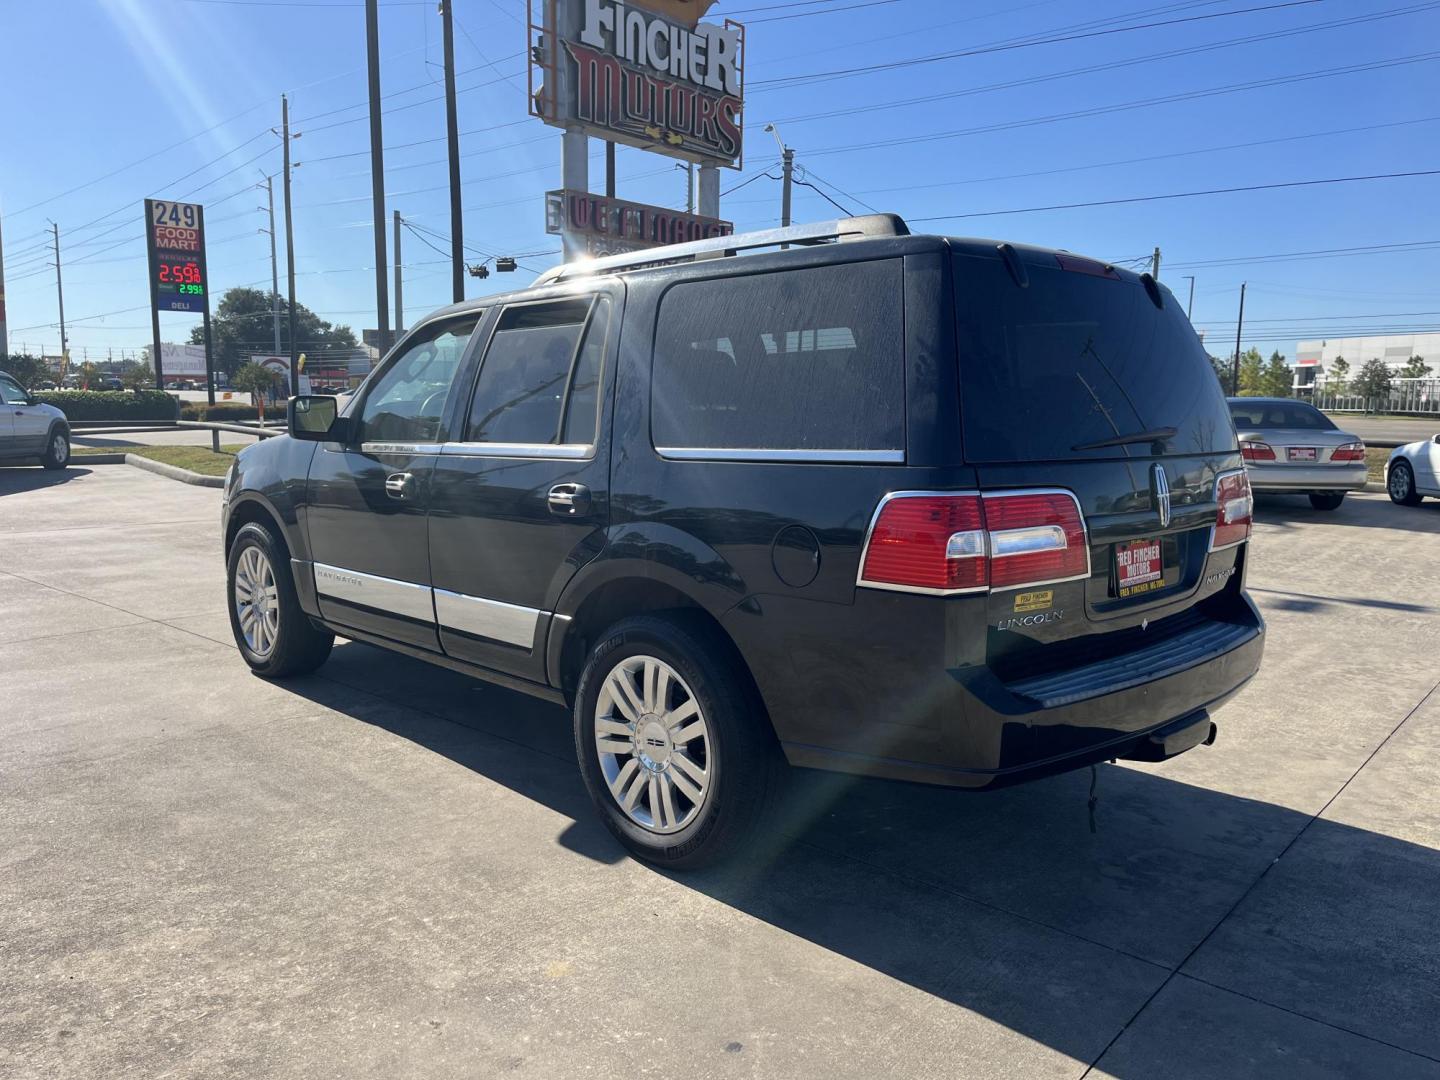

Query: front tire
left=1308, top=491, right=1345, bottom=511
left=226, top=521, right=334, bottom=677
left=1388, top=460, right=1423, bottom=506
left=573, top=615, right=784, bottom=869
left=41, top=427, right=70, bottom=470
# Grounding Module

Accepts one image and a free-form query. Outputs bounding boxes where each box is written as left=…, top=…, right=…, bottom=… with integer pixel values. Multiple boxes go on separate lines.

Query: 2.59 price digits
left=158, top=262, right=202, bottom=285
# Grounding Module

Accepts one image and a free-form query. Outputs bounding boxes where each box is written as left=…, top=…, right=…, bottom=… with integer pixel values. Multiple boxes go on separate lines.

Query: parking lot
left=2, top=464, right=1438, bottom=1079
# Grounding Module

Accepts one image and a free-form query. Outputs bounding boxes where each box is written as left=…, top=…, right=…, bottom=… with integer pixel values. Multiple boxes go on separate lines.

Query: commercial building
left=1296, top=332, right=1440, bottom=378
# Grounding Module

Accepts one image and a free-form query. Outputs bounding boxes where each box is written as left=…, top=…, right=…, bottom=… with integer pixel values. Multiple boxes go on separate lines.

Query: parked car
left=98, top=376, right=124, bottom=391
left=1386, top=434, right=1440, bottom=505
left=221, top=215, right=1265, bottom=867
left=1227, top=397, right=1367, bottom=510
left=0, top=369, right=71, bottom=468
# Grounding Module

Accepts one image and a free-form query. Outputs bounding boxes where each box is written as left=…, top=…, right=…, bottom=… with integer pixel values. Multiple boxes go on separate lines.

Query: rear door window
left=651, top=260, right=904, bottom=454
left=954, top=254, right=1235, bottom=461
left=1230, top=400, right=1335, bottom=430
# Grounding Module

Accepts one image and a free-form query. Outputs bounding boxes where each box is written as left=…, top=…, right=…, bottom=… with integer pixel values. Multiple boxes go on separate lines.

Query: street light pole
left=281, top=94, right=299, bottom=397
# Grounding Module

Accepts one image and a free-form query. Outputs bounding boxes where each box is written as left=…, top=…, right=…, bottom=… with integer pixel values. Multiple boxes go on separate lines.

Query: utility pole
left=50, top=223, right=68, bottom=377
left=365, top=0, right=392, bottom=353
left=0, top=203, right=9, bottom=358
left=1183, top=275, right=1196, bottom=320
left=260, top=175, right=281, bottom=353
left=439, top=0, right=464, bottom=305
left=1150, top=246, right=1161, bottom=280
left=681, top=162, right=694, bottom=213
left=1230, top=282, right=1247, bottom=396
left=393, top=210, right=404, bottom=335
left=282, top=95, right=299, bottom=396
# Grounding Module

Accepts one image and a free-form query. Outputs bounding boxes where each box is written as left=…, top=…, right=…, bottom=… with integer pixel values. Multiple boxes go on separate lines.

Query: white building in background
left=1296, top=332, right=1440, bottom=377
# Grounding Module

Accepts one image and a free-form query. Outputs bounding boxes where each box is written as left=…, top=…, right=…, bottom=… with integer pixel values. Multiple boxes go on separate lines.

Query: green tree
left=1235, top=348, right=1266, bottom=395
left=1326, top=357, right=1350, bottom=396
left=1, top=353, right=49, bottom=389
left=192, top=287, right=358, bottom=377
left=1400, top=354, right=1433, bottom=379
left=1259, top=350, right=1292, bottom=397
left=1351, top=358, right=1392, bottom=404
left=77, top=361, right=100, bottom=390
left=231, top=362, right=281, bottom=423
left=123, top=362, right=155, bottom=391
left=1207, top=354, right=1229, bottom=386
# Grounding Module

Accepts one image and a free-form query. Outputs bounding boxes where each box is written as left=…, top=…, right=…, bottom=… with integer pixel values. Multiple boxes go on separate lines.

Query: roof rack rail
left=533, top=213, right=909, bottom=286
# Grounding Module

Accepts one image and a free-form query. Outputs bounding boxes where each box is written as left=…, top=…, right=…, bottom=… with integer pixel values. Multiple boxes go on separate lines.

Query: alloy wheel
left=594, top=655, right=711, bottom=834
left=52, top=434, right=68, bottom=464
left=233, top=545, right=280, bottom=658
left=1390, top=464, right=1411, bottom=501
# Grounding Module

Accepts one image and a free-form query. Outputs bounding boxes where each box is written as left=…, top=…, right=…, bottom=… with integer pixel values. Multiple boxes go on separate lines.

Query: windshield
left=1229, top=400, right=1336, bottom=430
left=953, top=253, right=1235, bottom=462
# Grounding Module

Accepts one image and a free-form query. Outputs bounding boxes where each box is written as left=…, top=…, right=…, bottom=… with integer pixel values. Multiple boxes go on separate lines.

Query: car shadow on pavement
left=0, top=466, right=94, bottom=493
left=1252, top=493, right=1440, bottom=535
left=281, top=639, right=1440, bottom=1072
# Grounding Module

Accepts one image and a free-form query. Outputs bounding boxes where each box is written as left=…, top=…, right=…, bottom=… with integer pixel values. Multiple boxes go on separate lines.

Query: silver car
left=1227, top=397, right=1366, bottom=511
left=0, top=370, right=71, bottom=470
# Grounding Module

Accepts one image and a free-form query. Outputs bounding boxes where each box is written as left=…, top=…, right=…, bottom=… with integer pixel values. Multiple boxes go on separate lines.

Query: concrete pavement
left=2, top=464, right=1439, bottom=1078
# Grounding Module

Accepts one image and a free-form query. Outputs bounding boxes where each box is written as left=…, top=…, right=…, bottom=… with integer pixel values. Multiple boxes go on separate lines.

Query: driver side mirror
left=288, top=395, right=349, bottom=442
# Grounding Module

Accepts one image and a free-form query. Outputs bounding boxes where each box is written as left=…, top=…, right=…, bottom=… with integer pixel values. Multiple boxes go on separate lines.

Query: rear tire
left=1308, top=491, right=1345, bottom=511
left=1388, top=460, right=1423, bottom=506
left=573, top=614, right=784, bottom=869
left=226, top=521, right=334, bottom=677
left=40, top=427, right=70, bottom=470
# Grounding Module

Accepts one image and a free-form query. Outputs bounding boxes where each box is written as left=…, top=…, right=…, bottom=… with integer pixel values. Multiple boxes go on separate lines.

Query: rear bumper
left=772, top=593, right=1265, bottom=790
left=1246, top=462, right=1367, bottom=492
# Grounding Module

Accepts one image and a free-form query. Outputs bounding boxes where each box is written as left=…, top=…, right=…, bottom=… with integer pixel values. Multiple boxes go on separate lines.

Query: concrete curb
left=123, top=453, right=226, bottom=488
left=70, top=453, right=129, bottom=465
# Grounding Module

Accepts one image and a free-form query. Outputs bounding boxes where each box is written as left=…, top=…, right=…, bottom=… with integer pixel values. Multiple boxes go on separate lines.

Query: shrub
left=33, top=390, right=179, bottom=422
left=180, top=402, right=261, bottom=422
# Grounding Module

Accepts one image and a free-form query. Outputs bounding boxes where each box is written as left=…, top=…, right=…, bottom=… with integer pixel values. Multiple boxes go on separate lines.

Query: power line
left=765, top=1, right=1440, bottom=127
left=908, top=169, right=1440, bottom=222
left=805, top=52, right=1440, bottom=159
left=750, top=0, right=1323, bottom=91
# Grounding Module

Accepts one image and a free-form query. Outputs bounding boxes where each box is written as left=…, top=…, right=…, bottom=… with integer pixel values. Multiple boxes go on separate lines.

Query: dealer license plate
left=1287, top=446, right=1317, bottom=461
left=1116, top=538, right=1164, bottom=598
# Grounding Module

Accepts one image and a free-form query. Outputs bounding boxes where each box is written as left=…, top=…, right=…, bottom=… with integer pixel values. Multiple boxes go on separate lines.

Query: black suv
left=221, top=215, right=1264, bottom=867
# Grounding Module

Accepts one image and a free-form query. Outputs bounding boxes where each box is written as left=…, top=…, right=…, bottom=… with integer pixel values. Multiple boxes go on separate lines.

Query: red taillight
left=1211, top=470, right=1253, bottom=550
left=859, top=490, right=1088, bottom=594
left=1331, top=441, right=1366, bottom=462
left=1241, top=441, right=1275, bottom=462
left=984, top=492, right=1089, bottom=589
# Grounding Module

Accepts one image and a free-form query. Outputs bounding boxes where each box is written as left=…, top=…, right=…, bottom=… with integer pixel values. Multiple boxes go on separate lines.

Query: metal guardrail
left=176, top=420, right=284, bottom=439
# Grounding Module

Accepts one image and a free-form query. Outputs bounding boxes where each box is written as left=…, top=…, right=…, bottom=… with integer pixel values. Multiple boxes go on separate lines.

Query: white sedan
left=1387, top=435, right=1440, bottom=506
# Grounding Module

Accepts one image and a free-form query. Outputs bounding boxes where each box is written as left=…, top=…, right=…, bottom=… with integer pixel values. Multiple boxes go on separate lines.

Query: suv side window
left=650, top=260, right=904, bottom=455
left=464, top=296, right=609, bottom=447
left=357, top=316, right=479, bottom=444
left=0, top=374, right=26, bottom=404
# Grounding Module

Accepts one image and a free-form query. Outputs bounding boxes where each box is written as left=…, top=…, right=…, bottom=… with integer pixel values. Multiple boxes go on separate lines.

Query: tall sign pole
left=365, top=0, right=391, bottom=353
left=440, top=0, right=464, bottom=304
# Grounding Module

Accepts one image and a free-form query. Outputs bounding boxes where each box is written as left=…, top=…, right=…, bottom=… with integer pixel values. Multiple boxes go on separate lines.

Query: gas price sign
left=145, top=199, right=208, bottom=313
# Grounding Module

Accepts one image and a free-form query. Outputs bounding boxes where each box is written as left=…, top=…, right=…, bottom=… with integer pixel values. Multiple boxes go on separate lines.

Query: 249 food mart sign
left=529, top=0, right=745, bottom=167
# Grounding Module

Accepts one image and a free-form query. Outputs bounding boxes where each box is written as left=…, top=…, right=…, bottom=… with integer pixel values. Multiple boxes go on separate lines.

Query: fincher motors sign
left=531, top=0, right=745, bottom=166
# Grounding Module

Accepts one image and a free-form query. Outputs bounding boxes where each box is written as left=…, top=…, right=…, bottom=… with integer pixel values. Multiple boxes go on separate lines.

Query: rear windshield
left=1228, top=400, right=1335, bottom=430
left=953, top=253, right=1235, bottom=462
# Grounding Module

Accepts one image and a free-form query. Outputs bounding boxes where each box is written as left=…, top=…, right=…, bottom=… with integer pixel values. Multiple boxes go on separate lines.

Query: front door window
left=356, top=317, right=479, bottom=445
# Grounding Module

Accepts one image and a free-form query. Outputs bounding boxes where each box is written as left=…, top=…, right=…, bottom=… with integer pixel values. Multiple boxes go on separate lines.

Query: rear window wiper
left=1072, top=426, right=1177, bottom=452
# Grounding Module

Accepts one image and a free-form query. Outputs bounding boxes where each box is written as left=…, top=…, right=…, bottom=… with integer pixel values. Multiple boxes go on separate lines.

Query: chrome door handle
left=548, top=482, right=591, bottom=516
left=385, top=472, right=415, bottom=499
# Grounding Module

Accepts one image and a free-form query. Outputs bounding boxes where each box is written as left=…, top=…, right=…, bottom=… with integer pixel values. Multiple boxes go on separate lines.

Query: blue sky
left=2, top=0, right=1437, bottom=363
